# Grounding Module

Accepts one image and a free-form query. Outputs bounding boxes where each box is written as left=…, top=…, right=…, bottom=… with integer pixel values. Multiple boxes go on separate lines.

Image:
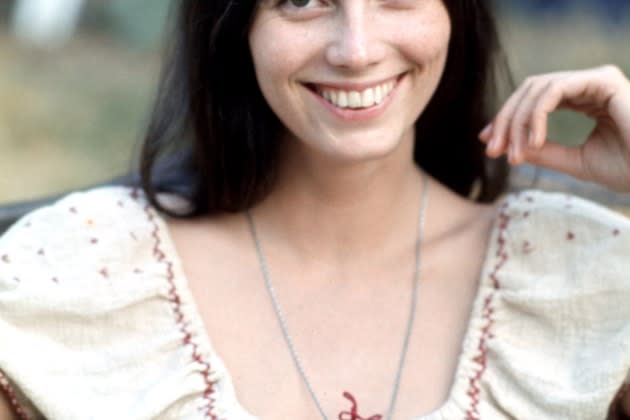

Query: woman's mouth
left=306, top=74, right=403, bottom=111
left=316, top=80, right=396, bottom=109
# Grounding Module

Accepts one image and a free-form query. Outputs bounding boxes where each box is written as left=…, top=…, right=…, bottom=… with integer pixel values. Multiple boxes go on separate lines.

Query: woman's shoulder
left=496, top=189, right=629, bottom=261
left=0, top=186, right=212, bottom=419
left=455, top=189, right=630, bottom=419
left=0, top=186, right=156, bottom=280
left=0, top=185, right=180, bottom=304
left=489, top=188, right=629, bottom=289
left=1, top=185, right=151, bottom=238
left=501, top=188, right=630, bottom=228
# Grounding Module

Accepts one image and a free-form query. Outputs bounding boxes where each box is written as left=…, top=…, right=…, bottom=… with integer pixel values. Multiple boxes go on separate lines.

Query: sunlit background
left=0, top=0, right=629, bottom=205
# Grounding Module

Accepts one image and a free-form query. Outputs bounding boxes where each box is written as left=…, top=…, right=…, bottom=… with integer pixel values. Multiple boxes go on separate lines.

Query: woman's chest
left=182, top=248, right=487, bottom=419
left=167, top=207, right=495, bottom=419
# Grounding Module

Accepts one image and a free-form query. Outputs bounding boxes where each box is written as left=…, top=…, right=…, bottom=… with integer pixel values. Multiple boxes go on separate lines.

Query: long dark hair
left=140, top=0, right=511, bottom=216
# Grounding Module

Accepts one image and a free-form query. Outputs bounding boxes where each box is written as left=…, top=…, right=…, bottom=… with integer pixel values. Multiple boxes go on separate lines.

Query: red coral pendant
left=338, top=391, right=383, bottom=420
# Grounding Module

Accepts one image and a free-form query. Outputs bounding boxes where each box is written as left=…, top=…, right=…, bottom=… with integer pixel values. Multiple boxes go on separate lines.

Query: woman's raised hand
left=479, top=65, right=630, bottom=192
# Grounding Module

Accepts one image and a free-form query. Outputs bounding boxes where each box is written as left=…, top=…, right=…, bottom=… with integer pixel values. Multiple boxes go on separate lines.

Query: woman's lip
left=306, top=73, right=405, bottom=122
left=306, top=73, right=405, bottom=92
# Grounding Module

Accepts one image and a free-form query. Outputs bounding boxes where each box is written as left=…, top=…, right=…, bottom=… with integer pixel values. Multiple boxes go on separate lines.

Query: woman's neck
left=250, top=136, right=426, bottom=269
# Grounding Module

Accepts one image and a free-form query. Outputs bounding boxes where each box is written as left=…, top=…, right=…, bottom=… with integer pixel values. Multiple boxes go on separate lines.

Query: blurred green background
left=0, top=1, right=629, bottom=204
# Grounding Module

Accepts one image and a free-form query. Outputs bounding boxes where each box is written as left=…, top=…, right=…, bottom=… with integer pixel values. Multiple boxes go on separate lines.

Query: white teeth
left=362, top=88, right=375, bottom=108
left=337, top=91, right=348, bottom=108
left=318, top=79, right=397, bottom=109
left=348, top=91, right=362, bottom=108
left=374, top=85, right=382, bottom=104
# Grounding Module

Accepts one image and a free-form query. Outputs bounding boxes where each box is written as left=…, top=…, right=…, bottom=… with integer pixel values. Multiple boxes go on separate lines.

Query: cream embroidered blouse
left=0, top=187, right=628, bottom=420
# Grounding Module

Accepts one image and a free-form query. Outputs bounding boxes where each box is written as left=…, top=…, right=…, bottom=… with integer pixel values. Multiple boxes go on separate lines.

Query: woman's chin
left=315, top=137, right=408, bottom=166
left=282, top=124, right=415, bottom=167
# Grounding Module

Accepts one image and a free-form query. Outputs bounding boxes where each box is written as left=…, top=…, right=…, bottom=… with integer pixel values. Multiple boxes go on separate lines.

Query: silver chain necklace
left=246, top=174, right=429, bottom=420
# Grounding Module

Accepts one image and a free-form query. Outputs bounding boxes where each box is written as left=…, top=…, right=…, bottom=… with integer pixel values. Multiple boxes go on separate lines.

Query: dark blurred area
left=504, top=0, right=630, bottom=23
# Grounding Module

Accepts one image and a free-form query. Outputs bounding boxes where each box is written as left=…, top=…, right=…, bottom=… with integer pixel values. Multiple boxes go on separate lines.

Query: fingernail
left=487, top=136, right=498, bottom=154
left=480, top=123, right=493, bottom=140
left=528, top=130, right=536, bottom=147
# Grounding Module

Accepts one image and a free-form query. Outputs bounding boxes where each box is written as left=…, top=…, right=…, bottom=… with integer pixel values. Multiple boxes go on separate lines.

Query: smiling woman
left=249, top=0, right=451, bottom=163
left=0, top=1, right=629, bottom=419
left=138, top=0, right=508, bottom=213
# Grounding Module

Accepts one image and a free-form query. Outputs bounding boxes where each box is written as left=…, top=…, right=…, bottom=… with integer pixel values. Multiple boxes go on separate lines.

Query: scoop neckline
left=152, top=196, right=509, bottom=419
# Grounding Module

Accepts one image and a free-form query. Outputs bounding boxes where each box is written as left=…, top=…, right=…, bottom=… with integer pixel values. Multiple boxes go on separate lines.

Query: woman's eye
left=277, top=0, right=327, bottom=13
left=287, top=0, right=311, bottom=7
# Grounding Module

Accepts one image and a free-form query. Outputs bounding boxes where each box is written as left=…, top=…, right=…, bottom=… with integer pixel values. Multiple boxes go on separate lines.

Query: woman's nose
left=325, top=9, right=384, bottom=70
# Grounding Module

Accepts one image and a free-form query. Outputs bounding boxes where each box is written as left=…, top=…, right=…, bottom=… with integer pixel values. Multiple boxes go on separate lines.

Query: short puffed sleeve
left=455, top=191, right=630, bottom=420
left=0, top=187, right=216, bottom=420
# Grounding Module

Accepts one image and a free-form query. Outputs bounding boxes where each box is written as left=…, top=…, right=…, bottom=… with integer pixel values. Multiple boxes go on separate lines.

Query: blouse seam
left=464, top=201, right=512, bottom=420
left=0, top=369, right=32, bottom=420
left=134, top=189, right=220, bottom=420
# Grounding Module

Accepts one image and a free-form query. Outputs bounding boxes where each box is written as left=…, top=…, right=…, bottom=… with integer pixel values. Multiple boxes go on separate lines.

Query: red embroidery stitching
left=0, top=370, right=32, bottom=420
left=143, top=203, right=218, bottom=419
left=1, top=254, right=9, bottom=263
left=338, top=392, right=382, bottom=420
left=567, top=232, right=575, bottom=241
left=464, top=205, right=510, bottom=420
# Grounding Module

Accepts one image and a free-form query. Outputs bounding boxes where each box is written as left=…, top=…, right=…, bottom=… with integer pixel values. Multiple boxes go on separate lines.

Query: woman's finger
left=507, top=76, right=555, bottom=165
left=524, top=133, right=630, bottom=192
left=485, top=66, right=629, bottom=171
left=529, top=67, right=618, bottom=132
left=485, top=71, right=571, bottom=162
left=522, top=141, right=589, bottom=181
left=515, top=70, right=608, bottom=157
left=485, top=80, right=536, bottom=158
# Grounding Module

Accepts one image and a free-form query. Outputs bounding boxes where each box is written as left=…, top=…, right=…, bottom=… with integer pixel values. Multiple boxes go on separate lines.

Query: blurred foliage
left=0, top=1, right=14, bottom=25
left=107, top=0, right=171, bottom=47
left=0, top=33, right=159, bottom=202
left=82, top=0, right=171, bottom=49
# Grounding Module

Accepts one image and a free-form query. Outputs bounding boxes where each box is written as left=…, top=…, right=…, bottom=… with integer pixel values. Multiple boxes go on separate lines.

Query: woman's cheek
left=395, top=15, right=451, bottom=67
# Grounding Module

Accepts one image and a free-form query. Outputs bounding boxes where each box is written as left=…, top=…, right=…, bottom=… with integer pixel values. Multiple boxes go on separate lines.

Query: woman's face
left=249, top=0, right=451, bottom=163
